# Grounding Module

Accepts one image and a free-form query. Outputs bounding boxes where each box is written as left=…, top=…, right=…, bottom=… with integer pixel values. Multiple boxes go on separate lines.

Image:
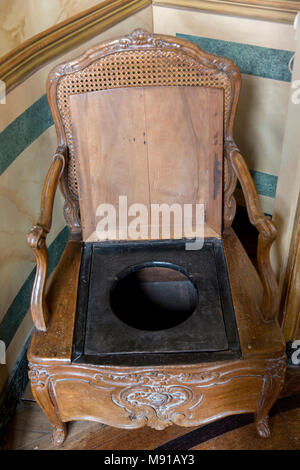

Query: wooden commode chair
left=27, top=29, right=286, bottom=446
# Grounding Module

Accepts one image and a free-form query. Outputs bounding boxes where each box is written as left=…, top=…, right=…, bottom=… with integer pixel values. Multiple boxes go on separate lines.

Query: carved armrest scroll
left=226, top=143, right=279, bottom=322
left=27, top=146, right=68, bottom=331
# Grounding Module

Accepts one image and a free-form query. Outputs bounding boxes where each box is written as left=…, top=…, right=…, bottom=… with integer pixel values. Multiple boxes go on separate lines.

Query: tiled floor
left=1, top=384, right=300, bottom=450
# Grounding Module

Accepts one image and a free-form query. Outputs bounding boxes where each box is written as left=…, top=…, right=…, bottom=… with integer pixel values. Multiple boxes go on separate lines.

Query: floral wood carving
left=28, top=357, right=285, bottom=433
left=112, top=384, right=200, bottom=430
left=93, top=370, right=220, bottom=387
left=92, top=369, right=219, bottom=429
left=117, top=28, right=178, bottom=49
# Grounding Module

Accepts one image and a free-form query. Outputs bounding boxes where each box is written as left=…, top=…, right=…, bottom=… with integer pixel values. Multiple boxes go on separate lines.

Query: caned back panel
left=70, top=86, right=223, bottom=241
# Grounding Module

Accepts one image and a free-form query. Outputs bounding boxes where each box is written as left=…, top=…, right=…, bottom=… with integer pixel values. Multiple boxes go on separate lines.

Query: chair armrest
left=227, top=144, right=279, bottom=322
left=27, top=145, right=68, bottom=331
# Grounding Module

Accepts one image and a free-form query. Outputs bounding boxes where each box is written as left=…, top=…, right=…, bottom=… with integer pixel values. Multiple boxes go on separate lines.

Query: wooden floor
left=2, top=383, right=300, bottom=450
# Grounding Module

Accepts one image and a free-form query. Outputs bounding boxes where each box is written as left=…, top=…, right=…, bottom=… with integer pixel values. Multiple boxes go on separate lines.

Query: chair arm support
left=227, top=144, right=279, bottom=322
left=27, top=146, right=68, bottom=331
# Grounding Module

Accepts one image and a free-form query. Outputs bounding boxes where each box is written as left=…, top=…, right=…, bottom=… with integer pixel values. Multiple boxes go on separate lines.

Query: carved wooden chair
left=27, top=29, right=286, bottom=446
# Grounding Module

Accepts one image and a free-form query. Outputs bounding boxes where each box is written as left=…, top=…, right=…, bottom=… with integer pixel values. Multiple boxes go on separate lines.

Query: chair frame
left=27, top=30, right=286, bottom=446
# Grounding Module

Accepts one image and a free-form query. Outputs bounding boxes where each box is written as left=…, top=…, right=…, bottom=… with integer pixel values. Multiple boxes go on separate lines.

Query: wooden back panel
left=70, top=86, right=223, bottom=241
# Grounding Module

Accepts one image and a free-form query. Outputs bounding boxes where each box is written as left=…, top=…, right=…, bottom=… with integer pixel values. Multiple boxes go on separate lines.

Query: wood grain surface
left=70, top=86, right=223, bottom=241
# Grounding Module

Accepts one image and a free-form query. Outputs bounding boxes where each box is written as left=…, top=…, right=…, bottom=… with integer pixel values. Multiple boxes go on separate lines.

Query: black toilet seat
left=72, top=238, right=240, bottom=366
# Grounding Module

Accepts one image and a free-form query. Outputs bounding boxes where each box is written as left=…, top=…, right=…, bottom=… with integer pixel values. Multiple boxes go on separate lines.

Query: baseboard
left=280, top=366, right=300, bottom=398
left=0, top=332, right=32, bottom=444
left=280, top=341, right=300, bottom=398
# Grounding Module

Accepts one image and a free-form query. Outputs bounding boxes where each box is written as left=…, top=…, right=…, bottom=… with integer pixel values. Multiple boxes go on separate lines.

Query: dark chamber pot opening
left=109, top=262, right=199, bottom=331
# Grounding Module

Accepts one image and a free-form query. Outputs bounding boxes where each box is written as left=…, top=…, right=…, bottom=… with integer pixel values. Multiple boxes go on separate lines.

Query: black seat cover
left=72, top=239, right=240, bottom=366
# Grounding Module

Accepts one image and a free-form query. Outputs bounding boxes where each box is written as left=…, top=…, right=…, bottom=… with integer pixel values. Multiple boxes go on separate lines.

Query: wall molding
left=0, top=0, right=151, bottom=94
left=153, top=0, right=299, bottom=24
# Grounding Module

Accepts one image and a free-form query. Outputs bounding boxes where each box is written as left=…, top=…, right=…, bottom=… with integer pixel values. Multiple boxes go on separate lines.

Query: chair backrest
left=47, top=29, right=241, bottom=237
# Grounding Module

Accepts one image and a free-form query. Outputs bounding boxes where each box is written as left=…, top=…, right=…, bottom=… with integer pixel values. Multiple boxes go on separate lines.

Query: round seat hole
left=109, top=262, right=198, bottom=331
